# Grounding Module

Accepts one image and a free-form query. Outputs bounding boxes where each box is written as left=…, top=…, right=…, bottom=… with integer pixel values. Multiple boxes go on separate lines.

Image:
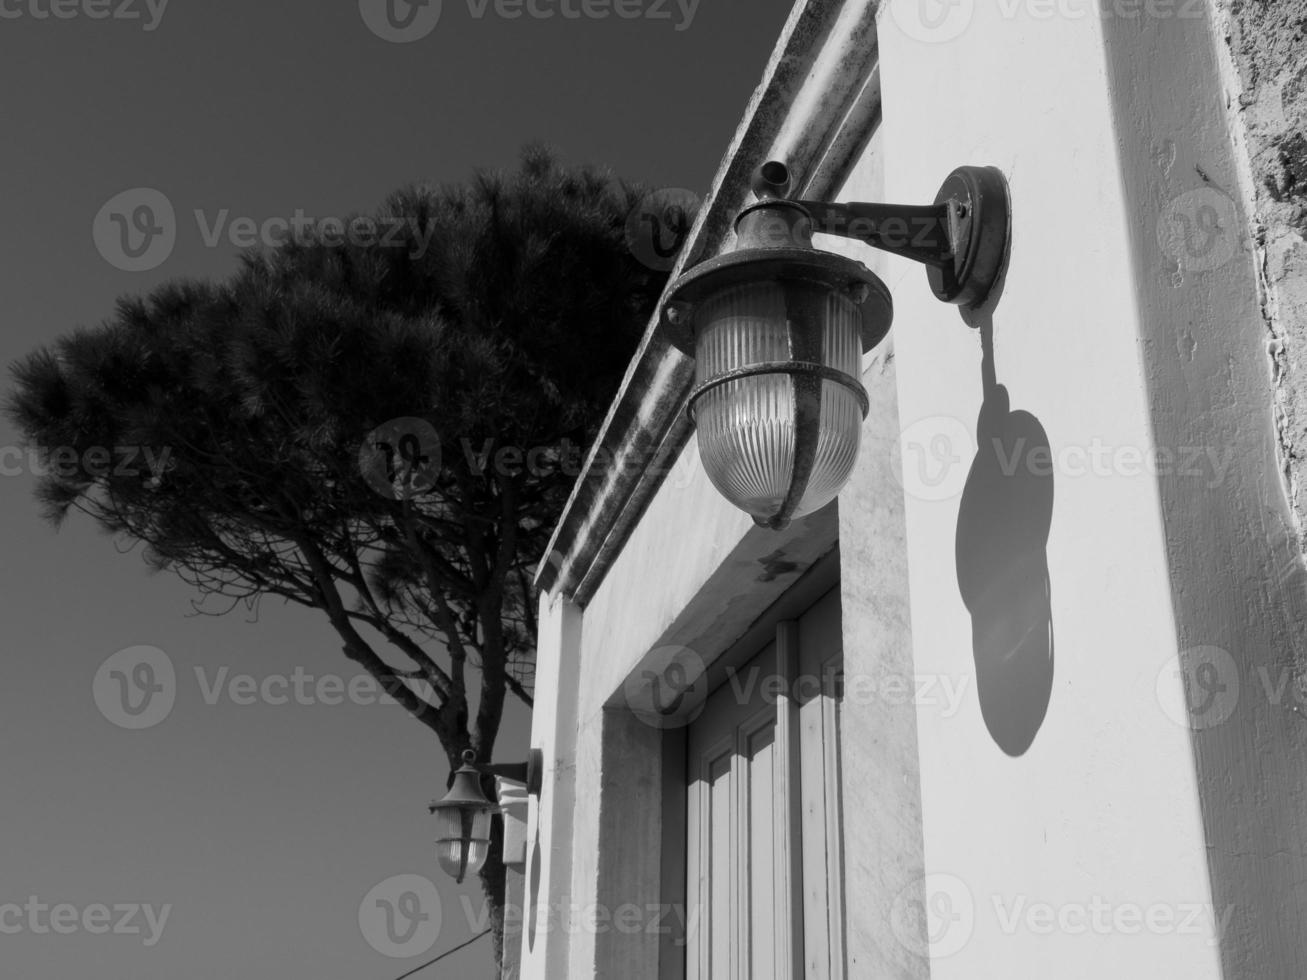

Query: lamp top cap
left=752, top=161, right=792, bottom=201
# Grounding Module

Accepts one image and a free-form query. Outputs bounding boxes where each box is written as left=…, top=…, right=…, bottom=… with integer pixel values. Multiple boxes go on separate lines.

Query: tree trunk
left=480, top=817, right=508, bottom=976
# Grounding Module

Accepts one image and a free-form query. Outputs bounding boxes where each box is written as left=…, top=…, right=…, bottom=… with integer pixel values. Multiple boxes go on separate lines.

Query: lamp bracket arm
left=469, top=748, right=544, bottom=796
left=794, top=199, right=956, bottom=269
left=476, top=762, right=529, bottom=781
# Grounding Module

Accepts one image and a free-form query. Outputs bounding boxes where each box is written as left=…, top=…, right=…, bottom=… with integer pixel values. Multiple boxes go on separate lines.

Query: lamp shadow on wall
left=954, top=316, right=1056, bottom=756
left=527, top=827, right=542, bottom=952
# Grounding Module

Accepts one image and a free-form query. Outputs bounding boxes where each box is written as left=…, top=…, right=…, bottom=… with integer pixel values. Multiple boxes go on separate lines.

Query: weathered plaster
left=1100, top=4, right=1307, bottom=973
left=1212, top=0, right=1307, bottom=543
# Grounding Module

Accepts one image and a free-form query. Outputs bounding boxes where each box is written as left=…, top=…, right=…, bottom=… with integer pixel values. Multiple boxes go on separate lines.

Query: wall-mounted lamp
left=662, top=160, right=1010, bottom=529
left=429, top=748, right=543, bottom=884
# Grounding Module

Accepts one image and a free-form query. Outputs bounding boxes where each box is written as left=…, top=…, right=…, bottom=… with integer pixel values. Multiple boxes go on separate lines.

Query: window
left=685, top=588, right=846, bottom=979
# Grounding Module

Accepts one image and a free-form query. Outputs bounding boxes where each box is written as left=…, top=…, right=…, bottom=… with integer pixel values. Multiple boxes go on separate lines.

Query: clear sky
left=0, top=1, right=798, bottom=977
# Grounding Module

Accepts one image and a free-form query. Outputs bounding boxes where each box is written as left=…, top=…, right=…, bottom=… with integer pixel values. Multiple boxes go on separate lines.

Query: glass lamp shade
left=430, top=757, right=496, bottom=884
left=689, top=278, right=869, bottom=529
left=432, top=805, right=493, bottom=883
left=662, top=181, right=894, bottom=531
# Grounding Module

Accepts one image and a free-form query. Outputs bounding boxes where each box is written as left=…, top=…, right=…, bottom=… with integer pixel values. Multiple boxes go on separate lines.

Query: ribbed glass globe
left=692, top=279, right=864, bottom=527
left=433, top=807, right=493, bottom=882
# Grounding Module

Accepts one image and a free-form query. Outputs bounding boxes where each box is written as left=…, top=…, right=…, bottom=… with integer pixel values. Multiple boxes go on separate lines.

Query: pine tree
left=7, top=145, right=669, bottom=968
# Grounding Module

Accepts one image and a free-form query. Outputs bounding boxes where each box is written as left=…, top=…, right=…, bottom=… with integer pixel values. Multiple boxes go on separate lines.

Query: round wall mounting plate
left=928, top=166, right=1011, bottom=309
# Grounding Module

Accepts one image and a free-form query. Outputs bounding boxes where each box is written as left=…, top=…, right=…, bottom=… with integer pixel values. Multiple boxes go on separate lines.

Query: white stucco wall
left=519, top=593, right=582, bottom=979
left=874, top=1, right=1305, bottom=976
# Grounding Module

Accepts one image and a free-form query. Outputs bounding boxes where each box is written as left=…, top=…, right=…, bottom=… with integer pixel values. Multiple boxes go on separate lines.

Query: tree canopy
left=7, top=143, right=666, bottom=770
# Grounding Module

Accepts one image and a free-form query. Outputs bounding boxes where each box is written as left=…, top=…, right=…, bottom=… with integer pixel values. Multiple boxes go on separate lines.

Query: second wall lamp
left=429, top=748, right=543, bottom=884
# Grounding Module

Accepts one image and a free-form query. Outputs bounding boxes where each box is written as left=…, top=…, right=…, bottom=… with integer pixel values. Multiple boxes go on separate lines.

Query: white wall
left=518, top=593, right=582, bottom=979
left=873, top=0, right=1300, bottom=975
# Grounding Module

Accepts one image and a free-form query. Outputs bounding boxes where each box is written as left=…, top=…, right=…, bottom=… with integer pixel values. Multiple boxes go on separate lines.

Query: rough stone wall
left=1215, top=0, right=1307, bottom=540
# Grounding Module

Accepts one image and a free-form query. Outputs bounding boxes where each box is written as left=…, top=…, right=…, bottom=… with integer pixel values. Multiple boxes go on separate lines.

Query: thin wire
left=390, top=929, right=492, bottom=980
